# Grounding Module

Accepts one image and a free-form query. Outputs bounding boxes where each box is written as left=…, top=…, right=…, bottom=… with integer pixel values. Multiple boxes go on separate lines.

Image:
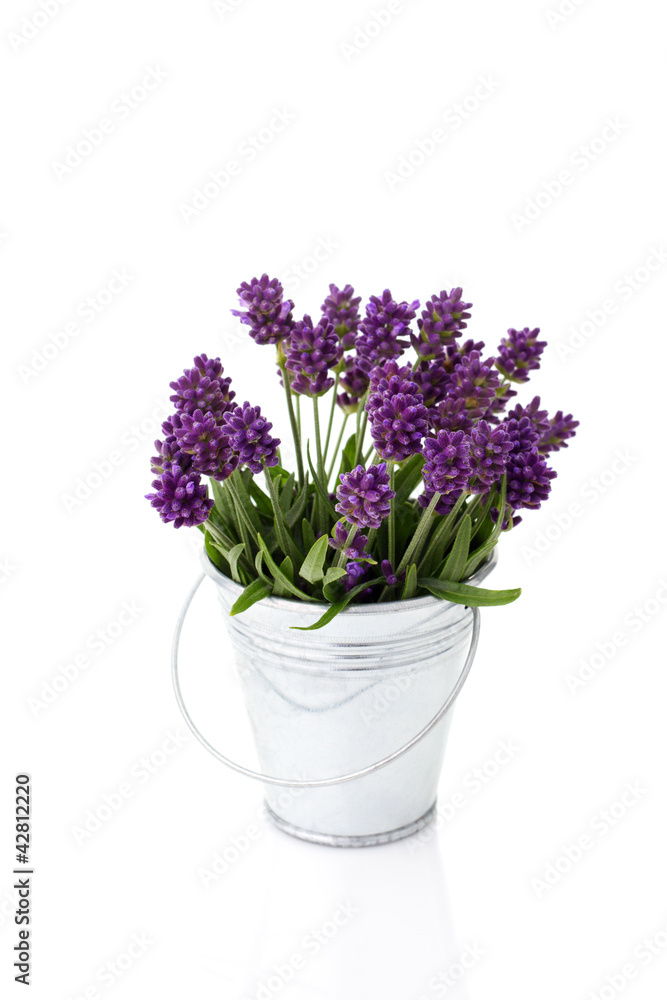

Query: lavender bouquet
left=147, top=276, right=578, bottom=629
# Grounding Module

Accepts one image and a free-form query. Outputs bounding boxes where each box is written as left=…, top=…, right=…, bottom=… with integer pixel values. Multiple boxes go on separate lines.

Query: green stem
left=279, top=363, right=305, bottom=485
left=333, top=524, right=357, bottom=568
left=326, top=413, right=349, bottom=486
left=312, top=394, right=325, bottom=483
left=388, top=462, right=396, bottom=569
left=323, top=374, right=339, bottom=463
left=353, top=390, right=369, bottom=466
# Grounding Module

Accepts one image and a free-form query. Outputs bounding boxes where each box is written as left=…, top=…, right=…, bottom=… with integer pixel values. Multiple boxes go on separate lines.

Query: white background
left=2, top=0, right=666, bottom=997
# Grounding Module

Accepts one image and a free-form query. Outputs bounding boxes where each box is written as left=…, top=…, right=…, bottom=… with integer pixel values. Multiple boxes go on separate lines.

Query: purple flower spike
left=429, top=397, right=474, bottom=434
left=232, top=274, right=295, bottom=345
left=146, top=465, right=213, bottom=529
left=328, top=522, right=370, bottom=560
left=412, top=287, right=472, bottom=359
left=506, top=449, right=557, bottom=511
left=150, top=433, right=192, bottom=477
left=169, top=354, right=235, bottom=419
left=335, top=463, right=395, bottom=530
left=539, top=411, right=580, bottom=455
left=368, top=358, right=414, bottom=396
left=381, top=559, right=399, bottom=586
left=469, top=420, right=513, bottom=493
left=285, top=314, right=343, bottom=397
left=321, top=284, right=362, bottom=349
left=450, top=351, right=501, bottom=420
left=222, top=401, right=280, bottom=474
left=503, top=416, right=540, bottom=458
left=356, top=289, right=419, bottom=364
left=413, top=358, right=452, bottom=408
left=421, top=429, right=472, bottom=497
left=485, top=382, right=518, bottom=424
left=507, top=396, right=550, bottom=439
left=495, top=327, right=547, bottom=383
left=337, top=355, right=370, bottom=413
left=171, top=408, right=239, bottom=480
left=366, top=389, right=429, bottom=462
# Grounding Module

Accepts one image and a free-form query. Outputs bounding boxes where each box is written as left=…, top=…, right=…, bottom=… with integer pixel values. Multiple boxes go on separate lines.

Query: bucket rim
left=201, top=547, right=497, bottom=617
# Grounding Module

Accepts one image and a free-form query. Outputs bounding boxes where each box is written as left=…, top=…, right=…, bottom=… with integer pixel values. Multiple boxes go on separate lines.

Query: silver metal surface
left=172, top=549, right=496, bottom=845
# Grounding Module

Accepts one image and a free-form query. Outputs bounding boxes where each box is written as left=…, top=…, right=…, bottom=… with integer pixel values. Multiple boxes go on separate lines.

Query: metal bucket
left=172, top=550, right=496, bottom=847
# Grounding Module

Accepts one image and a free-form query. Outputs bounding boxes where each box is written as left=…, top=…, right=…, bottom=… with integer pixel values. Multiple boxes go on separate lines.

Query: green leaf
left=299, top=533, right=330, bottom=585
left=230, top=578, right=272, bottom=616
left=301, top=517, right=317, bottom=552
left=247, top=479, right=273, bottom=519
left=291, top=576, right=384, bottom=630
left=419, top=577, right=521, bottom=607
left=226, top=542, right=246, bottom=584
left=273, top=555, right=295, bottom=597
left=464, top=475, right=507, bottom=578
left=280, top=472, right=296, bottom=513
left=204, top=533, right=228, bottom=575
left=440, top=514, right=472, bottom=583
left=394, top=454, right=425, bottom=505
left=323, top=566, right=348, bottom=586
left=285, top=480, right=311, bottom=529
left=262, top=466, right=303, bottom=568
left=401, top=564, right=418, bottom=599
left=254, top=550, right=272, bottom=586
left=231, top=471, right=263, bottom=533
left=257, top=534, right=317, bottom=602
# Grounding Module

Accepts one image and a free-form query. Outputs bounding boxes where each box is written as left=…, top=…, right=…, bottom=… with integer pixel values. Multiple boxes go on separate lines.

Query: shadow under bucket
left=172, top=550, right=496, bottom=847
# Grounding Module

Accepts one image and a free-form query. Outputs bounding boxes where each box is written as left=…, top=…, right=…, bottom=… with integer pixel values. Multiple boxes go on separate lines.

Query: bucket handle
left=172, top=573, right=480, bottom=789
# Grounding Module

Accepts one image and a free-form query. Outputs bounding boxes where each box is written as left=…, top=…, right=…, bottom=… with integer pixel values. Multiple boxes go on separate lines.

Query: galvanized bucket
left=172, top=550, right=496, bottom=847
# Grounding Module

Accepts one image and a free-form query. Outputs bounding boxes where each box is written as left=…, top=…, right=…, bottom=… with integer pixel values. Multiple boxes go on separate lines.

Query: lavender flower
left=491, top=506, right=522, bottom=530
left=169, top=354, right=235, bottom=419
left=321, top=284, right=362, bottom=349
left=337, top=355, right=370, bottom=413
left=421, top=429, right=472, bottom=497
left=412, top=288, right=473, bottom=359
left=150, top=433, right=192, bottom=477
left=539, top=411, right=579, bottom=454
left=222, top=402, right=280, bottom=474
left=344, top=561, right=372, bottom=595
left=171, top=408, right=238, bottom=480
left=429, top=397, right=474, bottom=434
left=285, top=315, right=343, bottom=396
left=469, top=420, right=512, bottom=493
left=146, top=465, right=213, bottom=529
left=506, top=449, right=557, bottom=510
left=495, top=327, right=547, bottom=383
left=232, top=274, right=294, bottom=345
left=503, top=415, right=540, bottom=458
left=335, top=463, right=395, bottom=530
left=450, top=351, right=501, bottom=420
left=366, top=386, right=429, bottom=462
left=485, top=382, right=518, bottom=424
left=328, top=522, right=371, bottom=560
left=368, top=358, right=414, bottom=396
left=507, top=396, right=550, bottom=439
left=381, top=559, right=399, bottom=586
left=356, top=289, right=419, bottom=364
left=413, top=358, right=452, bottom=408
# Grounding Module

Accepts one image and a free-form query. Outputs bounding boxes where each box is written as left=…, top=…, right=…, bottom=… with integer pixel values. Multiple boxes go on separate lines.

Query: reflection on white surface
left=223, top=820, right=473, bottom=1000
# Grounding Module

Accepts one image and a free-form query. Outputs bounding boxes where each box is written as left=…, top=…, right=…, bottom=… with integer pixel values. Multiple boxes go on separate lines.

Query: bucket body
left=203, top=552, right=495, bottom=846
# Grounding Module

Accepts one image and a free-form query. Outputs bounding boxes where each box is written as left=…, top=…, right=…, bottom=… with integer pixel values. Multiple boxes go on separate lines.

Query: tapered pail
left=172, top=551, right=496, bottom=847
